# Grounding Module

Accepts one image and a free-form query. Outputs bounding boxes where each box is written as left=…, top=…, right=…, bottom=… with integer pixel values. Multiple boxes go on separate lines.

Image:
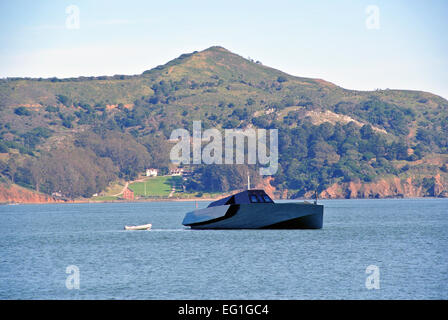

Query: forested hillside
left=0, top=46, right=447, bottom=200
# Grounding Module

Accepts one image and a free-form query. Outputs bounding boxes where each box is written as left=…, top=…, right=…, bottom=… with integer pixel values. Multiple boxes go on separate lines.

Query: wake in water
left=141, top=228, right=189, bottom=232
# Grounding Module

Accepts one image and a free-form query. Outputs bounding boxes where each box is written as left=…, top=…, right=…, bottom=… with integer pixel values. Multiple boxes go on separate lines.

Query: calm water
left=0, top=199, right=447, bottom=299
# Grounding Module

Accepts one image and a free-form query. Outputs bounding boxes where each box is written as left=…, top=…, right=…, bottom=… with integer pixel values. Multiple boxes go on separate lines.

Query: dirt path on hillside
left=168, top=185, right=176, bottom=198
left=112, top=182, right=129, bottom=197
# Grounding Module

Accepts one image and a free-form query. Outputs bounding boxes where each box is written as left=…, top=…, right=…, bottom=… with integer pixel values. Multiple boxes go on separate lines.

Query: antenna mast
left=247, top=174, right=250, bottom=190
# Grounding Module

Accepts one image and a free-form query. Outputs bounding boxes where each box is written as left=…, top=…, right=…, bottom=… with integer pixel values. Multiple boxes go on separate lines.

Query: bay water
left=0, top=199, right=447, bottom=299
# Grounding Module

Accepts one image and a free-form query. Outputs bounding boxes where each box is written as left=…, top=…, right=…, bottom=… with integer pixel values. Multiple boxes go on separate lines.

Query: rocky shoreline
left=1, top=175, right=447, bottom=205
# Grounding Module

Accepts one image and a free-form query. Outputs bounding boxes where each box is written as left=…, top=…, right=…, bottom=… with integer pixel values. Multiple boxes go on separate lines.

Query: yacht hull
left=182, top=203, right=323, bottom=229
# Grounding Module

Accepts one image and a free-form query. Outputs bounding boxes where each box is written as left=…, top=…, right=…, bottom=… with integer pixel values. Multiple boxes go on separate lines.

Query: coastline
left=2, top=195, right=447, bottom=205
left=2, top=173, right=447, bottom=205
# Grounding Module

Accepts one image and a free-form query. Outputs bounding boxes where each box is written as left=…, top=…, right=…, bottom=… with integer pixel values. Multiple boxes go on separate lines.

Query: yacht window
left=262, top=195, right=273, bottom=203
left=250, top=195, right=259, bottom=203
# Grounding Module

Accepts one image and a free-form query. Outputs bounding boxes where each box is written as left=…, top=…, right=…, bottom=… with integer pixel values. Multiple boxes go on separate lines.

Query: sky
left=0, top=0, right=447, bottom=99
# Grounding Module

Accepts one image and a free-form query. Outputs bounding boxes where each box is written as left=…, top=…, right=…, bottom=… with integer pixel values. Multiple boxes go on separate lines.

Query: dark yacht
left=182, top=188, right=323, bottom=229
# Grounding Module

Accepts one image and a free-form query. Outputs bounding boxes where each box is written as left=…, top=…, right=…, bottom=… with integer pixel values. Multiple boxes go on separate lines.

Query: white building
left=146, top=168, right=158, bottom=177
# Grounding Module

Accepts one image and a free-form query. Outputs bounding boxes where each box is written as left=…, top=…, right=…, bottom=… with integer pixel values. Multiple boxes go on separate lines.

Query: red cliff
left=0, top=184, right=62, bottom=204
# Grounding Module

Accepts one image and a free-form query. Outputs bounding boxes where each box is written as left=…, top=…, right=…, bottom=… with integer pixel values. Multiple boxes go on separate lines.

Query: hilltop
left=0, top=46, right=447, bottom=202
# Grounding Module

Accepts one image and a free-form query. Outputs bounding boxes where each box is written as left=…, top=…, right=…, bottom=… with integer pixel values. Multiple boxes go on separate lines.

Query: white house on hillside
left=146, top=168, right=158, bottom=177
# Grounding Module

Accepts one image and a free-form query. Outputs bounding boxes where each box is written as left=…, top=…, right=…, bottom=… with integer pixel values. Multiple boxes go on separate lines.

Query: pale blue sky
left=1, top=0, right=447, bottom=99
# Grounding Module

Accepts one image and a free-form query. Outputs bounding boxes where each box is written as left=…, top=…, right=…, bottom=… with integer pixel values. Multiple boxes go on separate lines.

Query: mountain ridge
left=2, top=46, right=446, bottom=105
left=0, top=46, right=447, bottom=201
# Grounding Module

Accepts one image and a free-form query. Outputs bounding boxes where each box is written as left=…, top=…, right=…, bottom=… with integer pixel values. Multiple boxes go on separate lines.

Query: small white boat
left=124, top=223, right=152, bottom=231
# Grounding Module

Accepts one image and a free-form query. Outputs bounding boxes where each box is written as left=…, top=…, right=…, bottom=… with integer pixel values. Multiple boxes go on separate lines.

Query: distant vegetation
left=0, top=46, right=447, bottom=199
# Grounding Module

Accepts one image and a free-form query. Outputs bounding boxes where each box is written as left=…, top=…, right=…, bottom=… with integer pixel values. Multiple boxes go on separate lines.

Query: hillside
left=0, top=46, right=447, bottom=202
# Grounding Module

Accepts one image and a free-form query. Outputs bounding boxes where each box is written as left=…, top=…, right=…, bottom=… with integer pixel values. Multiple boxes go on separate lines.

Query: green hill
left=0, top=46, right=447, bottom=200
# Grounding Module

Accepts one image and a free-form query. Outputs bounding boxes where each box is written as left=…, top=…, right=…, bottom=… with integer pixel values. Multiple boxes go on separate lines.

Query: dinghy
left=124, top=223, right=152, bottom=230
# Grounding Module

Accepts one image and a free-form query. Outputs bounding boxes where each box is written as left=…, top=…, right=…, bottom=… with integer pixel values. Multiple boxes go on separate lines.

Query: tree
left=360, top=124, right=374, bottom=140
left=14, top=106, right=31, bottom=116
left=45, top=105, right=59, bottom=113
left=309, top=140, right=340, bottom=168
left=277, top=76, right=288, bottom=83
left=33, top=147, right=118, bottom=198
left=246, top=98, right=255, bottom=106
left=6, top=155, right=18, bottom=183
left=232, top=108, right=248, bottom=120
left=56, top=94, right=71, bottom=107
left=0, top=142, right=8, bottom=153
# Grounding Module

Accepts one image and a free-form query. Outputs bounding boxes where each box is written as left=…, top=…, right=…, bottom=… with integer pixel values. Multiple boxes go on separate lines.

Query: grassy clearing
left=129, top=176, right=183, bottom=197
